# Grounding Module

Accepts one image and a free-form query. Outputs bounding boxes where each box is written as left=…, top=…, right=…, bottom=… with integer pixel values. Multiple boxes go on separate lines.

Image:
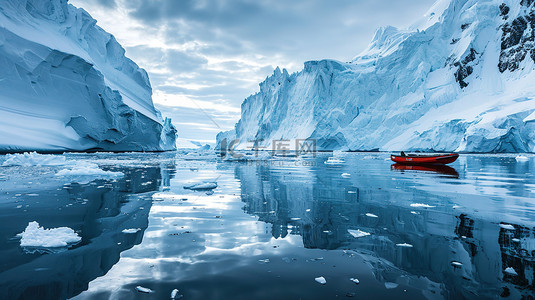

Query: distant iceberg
left=0, top=0, right=176, bottom=152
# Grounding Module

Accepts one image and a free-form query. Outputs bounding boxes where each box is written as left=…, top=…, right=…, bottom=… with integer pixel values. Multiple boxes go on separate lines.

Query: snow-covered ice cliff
left=219, top=0, right=535, bottom=153
left=0, top=0, right=176, bottom=152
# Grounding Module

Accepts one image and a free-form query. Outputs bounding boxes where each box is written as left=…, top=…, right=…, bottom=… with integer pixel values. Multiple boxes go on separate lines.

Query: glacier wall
left=0, top=0, right=176, bottom=152
left=219, top=0, right=535, bottom=153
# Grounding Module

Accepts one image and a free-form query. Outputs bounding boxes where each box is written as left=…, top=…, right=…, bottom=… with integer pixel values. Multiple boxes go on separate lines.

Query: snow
left=184, top=182, right=218, bottom=190
left=219, top=0, right=535, bottom=153
left=18, top=221, right=81, bottom=248
left=136, top=286, right=154, bottom=293
left=122, top=228, right=141, bottom=234
left=0, top=0, right=176, bottom=152
left=348, top=229, right=371, bottom=238
left=315, top=276, right=327, bottom=285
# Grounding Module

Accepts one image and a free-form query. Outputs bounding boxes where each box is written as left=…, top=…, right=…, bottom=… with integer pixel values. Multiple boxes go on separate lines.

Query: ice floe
left=122, top=228, right=141, bottom=234
left=350, top=278, right=360, bottom=284
left=385, top=282, right=399, bottom=289
left=515, top=155, right=530, bottom=162
left=18, top=221, right=81, bottom=248
left=410, top=203, right=435, bottom=208
left=499, top=224, right=515, bottom=230
left=2, top=152, right=68, bottom=167
left=504, top=267, right=518, bottom=276
left=365, top=213, right=378, bottom=218
left=183, top=182, right=218, bottom=190
left=55, top=162, right=124, bottom=180
left=396, top=243, right=413, bottom=248
left=348, top=229, right=371, bottom=238
left=315, top=276, right=327, bottom=285
left=136, top=286, right=154, bottom=293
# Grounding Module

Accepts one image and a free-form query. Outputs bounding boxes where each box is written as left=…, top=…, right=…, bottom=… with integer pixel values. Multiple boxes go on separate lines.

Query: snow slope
left=0, top=0, right=176, bottom=152
left=219, top=0, right=535, bottom=153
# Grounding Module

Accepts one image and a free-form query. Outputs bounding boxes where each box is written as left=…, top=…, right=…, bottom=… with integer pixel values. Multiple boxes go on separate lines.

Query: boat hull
left=390, top=153, right=459, bottom=165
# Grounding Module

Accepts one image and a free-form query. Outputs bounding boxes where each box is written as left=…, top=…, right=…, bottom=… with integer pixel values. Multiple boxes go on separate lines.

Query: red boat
left=390, top=153, right=459, bottom=165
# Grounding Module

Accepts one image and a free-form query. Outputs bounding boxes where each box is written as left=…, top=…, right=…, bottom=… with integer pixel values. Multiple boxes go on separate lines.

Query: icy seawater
left=0, top=152, right=534, bottom=299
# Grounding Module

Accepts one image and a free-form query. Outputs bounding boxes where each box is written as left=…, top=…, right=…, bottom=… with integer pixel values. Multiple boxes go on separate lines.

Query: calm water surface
left=0, top=152, right=534, bottom=299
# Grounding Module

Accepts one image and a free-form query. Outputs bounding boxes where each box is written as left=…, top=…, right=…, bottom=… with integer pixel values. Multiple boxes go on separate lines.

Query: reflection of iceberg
left=234, top=162, right=535, bottom=298
left=0, top=163, right=173, bottom=299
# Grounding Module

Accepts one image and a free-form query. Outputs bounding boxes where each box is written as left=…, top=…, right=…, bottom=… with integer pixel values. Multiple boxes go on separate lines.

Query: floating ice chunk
left=306, top=209, right=311, bottom=212
left=348, top=229, right=371, bottom=238
left=341, top=173, right=351, bottom=178
left=452, top=205, right=462, bottom=209
left=365, top=213, right=378, bottom=218
left=504, top=267, right=518, bottom=276
left=385, top=282, right=399, bottom=289
left=136, top=286, right=154, bottom=293
left=348, top=191, right=357, bottom=194
left=122, top=228, right=141, bottom=234
left=56, top=162, right=124, bottom=180
left=183, top=182, right=218, bottom=190
left=258, top=259, right=270, bottom=263
left=512, top=238, right=520, bottom=242
left=410, top=203, right=435, bottom=208
left=451, top=261, right=463, bottom=266
left=350, top=278, right=360, bottom=284
left=499, top=224, right=515, bottom=230
left=396, top=243, right=413, bottom=248
left=290, top=217, right=301, bottom=221
left=410, top=211, right=419, bottom=215
left=324, top=157, right=345, bottom=165
left=315, top=276, right=327, bottom=285
left=515, top=155, right=530, bottom=162
left=18, top=221, right=81, bottom=248
left=2, top=152, right=69, bottom=167
left=171, top=289, right=182, bottom=299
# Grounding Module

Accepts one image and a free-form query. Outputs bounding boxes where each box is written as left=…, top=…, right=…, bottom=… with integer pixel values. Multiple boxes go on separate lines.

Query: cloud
left=70, top=0, right=436, bottom=142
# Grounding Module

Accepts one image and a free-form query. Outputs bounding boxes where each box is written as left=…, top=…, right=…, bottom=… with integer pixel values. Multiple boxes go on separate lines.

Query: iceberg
left=0, top=0, right=176, bottom=153
left=219, top=0, right=535, bottom=153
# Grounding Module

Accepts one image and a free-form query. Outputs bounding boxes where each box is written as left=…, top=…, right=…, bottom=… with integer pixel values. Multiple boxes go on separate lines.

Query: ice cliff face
left=219, top=0, right=535, bottom=153
left=0, top=0, right=177, bottom=152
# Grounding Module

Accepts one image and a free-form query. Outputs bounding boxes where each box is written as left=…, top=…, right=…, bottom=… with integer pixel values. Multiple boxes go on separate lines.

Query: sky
left=70, top=0, right=436, bottom=144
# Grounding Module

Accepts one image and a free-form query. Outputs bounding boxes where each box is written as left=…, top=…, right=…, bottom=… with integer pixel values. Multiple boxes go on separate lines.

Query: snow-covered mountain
left=218, top=0, right=535, bottom=153
left=0, top=0, right=176, bottom=152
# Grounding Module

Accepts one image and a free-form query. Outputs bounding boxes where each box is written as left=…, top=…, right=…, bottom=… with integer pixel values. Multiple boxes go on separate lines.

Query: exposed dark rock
left=499, top=3, right=509, bottom=19
left=461, top=23, right=471, bottom=30
left=499, top=5, right=535, bottom=73
left=454, top=48, right=478, bottom=88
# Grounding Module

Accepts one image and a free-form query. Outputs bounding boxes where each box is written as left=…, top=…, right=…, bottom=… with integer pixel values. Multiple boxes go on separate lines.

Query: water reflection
left=391, top=163, right=459, bottom=178
left=0, top=157, right=175, bottom=300
left=235, top=155, right=535, bottom=298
